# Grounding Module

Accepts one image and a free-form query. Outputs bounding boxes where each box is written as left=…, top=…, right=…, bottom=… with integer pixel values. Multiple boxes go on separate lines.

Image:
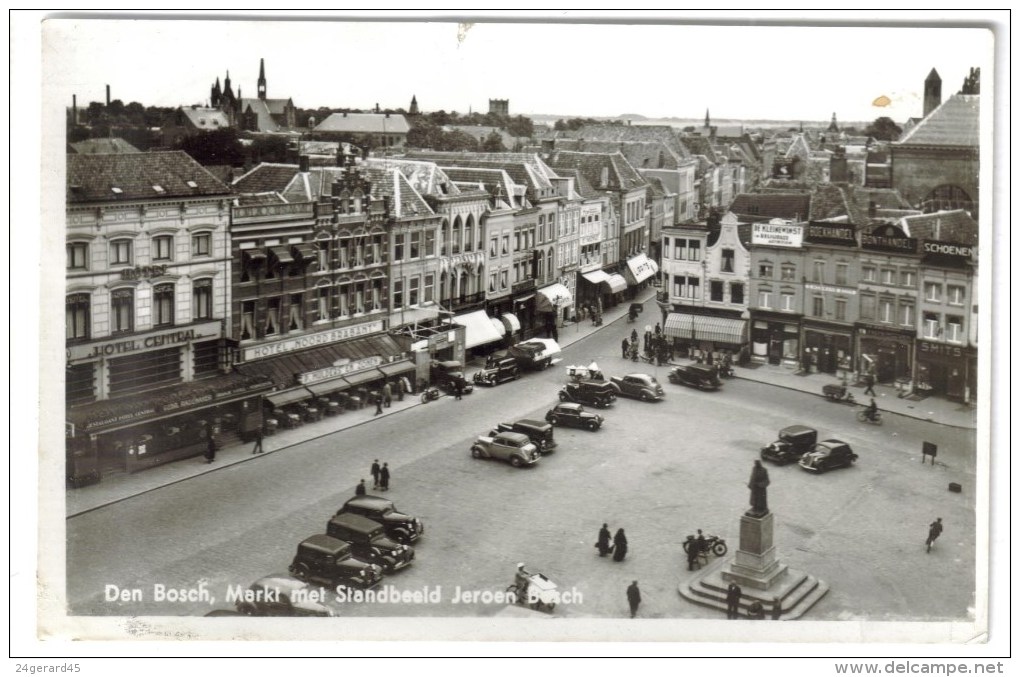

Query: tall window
left=192, top=232, right=212, bottom=257
left=947, top=285, right=965, bottom=305
left=812, top=260, right=825, bottom=283
left=780, top=293, right=794, bottom=311
left=152, top=236, right=173, bottom=261
left=860, top=294, right=875, bottom=321
left=409, top=277, right=420, bottom=306
left=878, top=299, right=893, bottom=323
left=193, top=279, right=212, bottom=320
left=812, top=296, right=824, bottom=316
left=758, top=290, right=772, bottom=308
left=286, top=294, right=302, bottom=331
left=338, top=283, right=350, bottom=317
left=834, top=298, right=847, bottom=321
left=721, top=249, right=734, bottom=273
left=316, top=243, right=329, bottom=271
left=111, top=239, right=132, bottom=265
left=153, top=284, right=174, bottom=327
left=900, top=271, right=915, bottom=288
left=265, top=298, right=280, bottom=335
left=67, top=242, right=89, bottom=269
left=862, top=266, right=876, bottom=282
left=425, top=229, right=436, bottom=256
left=835, top=263, right=848, bottom=286
left=687, top=241, right=700, bottom=261
left=925, top=283, right=942, bottom=302
left=899, top=301, right=914, bottom=326
left=674, top=239, right=685, bottom=260
left=502, top=235, right=510, bottom=255
left=393, top=279, right=403, bottom=308
left=490, top=237, right=499, bottom=256
left=66, top=294, right=90, bottom=340
left=240, top=301, right=256, bottom=340
left=923, top=313, right=940, bottom=339
left=687, top=277, right=700, bottom=300
left=410, top=231, right=421, bottom=259
left=394, top=233, right=405, bottom=261
left=316, top=286, right=330, bottom=322
left=710, top=280, right=724, bottom=302
left=111, top=288, right=134, bottom=333
left=424, top=274, right=435, bottom=303
left=946, top=316, right=963, bottom=342
left=730, top=283, right=744, bottom=305
left=880, top=268, right=895, bottom=285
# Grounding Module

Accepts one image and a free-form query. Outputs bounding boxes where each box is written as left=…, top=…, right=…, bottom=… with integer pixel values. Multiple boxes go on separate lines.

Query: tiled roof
left=235, top=192, right=287, bottom=206
left=180, top=107, right=230, bottom=130
left=808, top=184, right=851, bottom=222
left=896, top=94, right=980, bottom=147
left=263, top=98, right=292, bottom=116
left=314, top=113, right=411, bottom=135
left=362, top=157, right=463, bottom=198
left=569, top=124, right=691, bottom=160
left=577, top=140, right=683, bottom=171
left=729, top=193, right=810, bottom=221
left=291, top=166, right=434, bottom=219
left=440, top=166, right=521, bottom=206
left=239, top=98, right=279, bottom=133
left=67, top=151, right=230, bottom=203
left=544, top=150, right=646, bottom=192
left=69, top=137, right=140, bottom=154
left=443, top=125, right=518, bottom=149
left=551, top=167, right=597, bottom=199
left=680, top=135, right=717, bottom=163
left=232, top=163, right=304, bottom=194
left=403, top=151, right=560, bottom=195
left=898, top=210, right=978, bottom=245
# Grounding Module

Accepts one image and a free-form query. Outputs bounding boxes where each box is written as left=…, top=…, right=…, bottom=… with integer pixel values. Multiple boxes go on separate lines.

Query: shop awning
left=378, top=359, right=416, bottom=377
left=305, top=378, right=349, bottom=397
left=625, top=254, right=657, bottom=285
left=604, top=274, right=629, bottom=294
left=344, top=369, right=384, bottom=387
left=491, top=317, right=507, bottom=337
left=265, top=388, right=312, bottom=408
left=453, top=310, right=505, bottom=349
left=692, top=316, right=747, bottom=345
left=269, top=245, right=295, bottom=265
left=581, top=270, right=610, bottom=285
left=501, top=313, right=521, bottom=333
left=663, top=313, right=695, bottom=339
left=536, top=283, right=573, bottom=312
left=235, top=333, right=406, bottom=386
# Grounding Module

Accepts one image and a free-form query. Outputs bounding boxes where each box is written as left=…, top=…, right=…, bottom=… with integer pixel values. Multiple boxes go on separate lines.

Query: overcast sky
left=42, top=15, right=993, bottom=124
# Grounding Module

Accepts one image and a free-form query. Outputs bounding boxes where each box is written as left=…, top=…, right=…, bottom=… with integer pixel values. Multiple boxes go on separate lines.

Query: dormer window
left=152, top=185, right=165, bottom=194
left=186, top=180, right=198, bottom=189
left=111, top=187, right=123, bottom=195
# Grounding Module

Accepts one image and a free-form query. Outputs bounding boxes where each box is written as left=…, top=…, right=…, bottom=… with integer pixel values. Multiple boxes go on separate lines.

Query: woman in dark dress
left=596, top=523, right=612, bottom=557
left=612, top=528, right=628, bottom=562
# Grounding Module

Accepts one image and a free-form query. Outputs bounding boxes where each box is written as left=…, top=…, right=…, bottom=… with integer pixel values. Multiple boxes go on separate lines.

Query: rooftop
left=896, top=94, right=980, bottom=147
left=314, top=112, right=411, bottom=135
left=67, top=151, right=231, bottom=203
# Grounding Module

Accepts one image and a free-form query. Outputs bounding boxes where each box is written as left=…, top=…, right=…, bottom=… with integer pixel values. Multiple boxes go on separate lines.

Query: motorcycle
left=683, top=532, right=728, bottom=558
left=822, top=382, right=857, bottom=404
left=856, top=409, right=883, bottom=425
left=506, top=564, right=558, bottom=613
left=717, top=364, right=735, bottom=378
left=420, top=386, right=441, bottom=404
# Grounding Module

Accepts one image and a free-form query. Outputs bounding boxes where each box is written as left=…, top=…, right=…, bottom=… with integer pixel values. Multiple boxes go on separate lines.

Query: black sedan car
left=668, top=364, right=722, bottom=391
left=798, top=439, right=858, bottom=473
left=761, top=425, right=818, bottom=465
left=545, top=402, right=603, bottom=431
left=336, top=495, right=424, bottom=544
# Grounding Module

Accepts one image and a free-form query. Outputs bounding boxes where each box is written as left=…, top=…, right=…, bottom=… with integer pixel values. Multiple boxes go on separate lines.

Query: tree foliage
left=481, top=130, right=506, bottom=152
left=863, top=116, right=902, bottom=141
left=175, top=128, right=244, bottom=166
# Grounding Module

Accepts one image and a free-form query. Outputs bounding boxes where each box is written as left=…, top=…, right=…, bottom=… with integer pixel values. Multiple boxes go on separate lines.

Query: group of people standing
left=621, top=325, right=675, bottom=366
left=595, top=523, right=629, bottom=562
left=356, top=459, right=391, bottom=494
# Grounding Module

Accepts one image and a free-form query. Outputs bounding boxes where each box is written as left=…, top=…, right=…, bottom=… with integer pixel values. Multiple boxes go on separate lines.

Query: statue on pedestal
left=747, top=460, right=770, bottom=517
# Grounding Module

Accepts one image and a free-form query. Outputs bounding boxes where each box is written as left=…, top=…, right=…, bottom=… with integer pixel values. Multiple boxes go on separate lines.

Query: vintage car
left=430, top=360, right=474, bottom=395
left=234, top=575, right=339, bottom=617
left=288, top=535, right=383, bottom=591
left=608, top=373, right=665, bottom=401
left=471, top=431, right=542, bottom=467
left=668, top=364, right=722, bottom=391
left=473, top=354, right=521, bottom=386
left=336, top=495, right=424, bottom=544
left=545, top=402, right=603, bottom=431
left=558, top=380, right=616, bottom=408
left=326, top=513, right=415, bottom=573
left=760, top=425, right=818, bottom=465
left=490, top=419, right=557, bottom=453
left=798, top=439, right=858, bottom=473
left=508, top=339, right=562, bottom=371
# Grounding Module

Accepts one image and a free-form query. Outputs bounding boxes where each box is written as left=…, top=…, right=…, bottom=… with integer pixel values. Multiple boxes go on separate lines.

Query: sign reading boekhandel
left=752, top=222, right=803, bottom=248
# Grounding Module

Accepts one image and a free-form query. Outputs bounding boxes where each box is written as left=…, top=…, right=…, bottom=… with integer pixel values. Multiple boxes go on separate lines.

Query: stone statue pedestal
left=721, top=512, right=787, bottom=590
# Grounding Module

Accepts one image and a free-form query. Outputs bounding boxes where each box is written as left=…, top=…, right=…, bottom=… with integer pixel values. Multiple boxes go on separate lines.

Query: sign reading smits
left=752, top=223, right=803, bottom=248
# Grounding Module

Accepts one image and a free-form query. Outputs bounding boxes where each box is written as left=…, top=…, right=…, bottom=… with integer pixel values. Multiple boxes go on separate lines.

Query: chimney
left=72, top=94, right=77, bottom=124
left=105, top=84, right=110, bottom=106
left=299, top=155, right=309, bottom=172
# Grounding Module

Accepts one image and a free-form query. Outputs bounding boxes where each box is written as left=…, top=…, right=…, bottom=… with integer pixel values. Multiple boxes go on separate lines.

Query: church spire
left=258, top=58, right=267, bottom=100
left=828, top=112, right=839, bottom=133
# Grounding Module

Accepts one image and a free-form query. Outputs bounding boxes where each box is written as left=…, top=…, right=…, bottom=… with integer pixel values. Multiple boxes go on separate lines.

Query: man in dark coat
left=355, top=479, right=367, bottom=496
left=926, top=517, right=943, bottom=553
left=612, top=528, right=628, bottom=562
left=251, top=427, right=264, bottom=455
left=204, top=433, right=217, bottom=463
left=374, top=392, right=384, bottom=416
left=622, top=338, right=630, bottom=359
left=864, top=371, right=877, bottom=396
left=685, top=536, right=700, bottom=571
left=626, top=581, right=641, bottom=618
left=596, top=523, right=612, bottom=557
left=382, top=382, right=392, bottom=408
left=695, top=530, right=708, bottom=561
left=371, top=459, right=381, bottom=489
left=454, top=377, right=464, bottom=400
left=726, top=582, right=742, bottom=619
left=379, top=462, right=390, bottom=491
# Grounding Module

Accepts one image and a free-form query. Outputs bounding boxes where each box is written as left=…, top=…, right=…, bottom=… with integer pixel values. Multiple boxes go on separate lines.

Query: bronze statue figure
left=747, top=460, right=770, bottom=517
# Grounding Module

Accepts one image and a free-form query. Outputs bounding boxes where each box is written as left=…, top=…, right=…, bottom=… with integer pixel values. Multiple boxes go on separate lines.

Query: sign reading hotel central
left=752, top=223, right=803, bottom=248
left=66, top=320, right=223, bottom=363
left=240, top=320, right=384, bottom=362
left=861, top=224, right=917, bottom=254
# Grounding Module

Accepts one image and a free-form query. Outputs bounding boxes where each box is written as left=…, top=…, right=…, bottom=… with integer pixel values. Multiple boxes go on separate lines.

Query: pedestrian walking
left=355, top=479, right=367, bottom=496
left=251, top=427, right=264, bottom=455
left=626, top=581, right=641, bottom=618
left=685, top=536, right=700, bottom=571
left=864, top=372, right=877, bottom=396
left=726, top=582, right=742, bottom=619
left=654, top=322, right=661, bottom=335
left=622, top=338, right=630, bottom=359
left=379, top=462, right=390, bottom=491
left=382, top=382, right=392, bottom=408
left=802, top=350, right=812, bottom=374
left=926, top=517, right=943, bottom=553
left=596, top=523, right=612, bottom=557
left=204, top=434, right=217, bottom=464
left=374, top=392, right=384, bottom=416
left=631, top=328, right=638, bottom=344
left=371, top=459, right=381, bottom=489
left=454, top=377, right=464, bottom=400
left=770, top=596, right=782, bottom=620
left=612, top=528, right=628, bottom=562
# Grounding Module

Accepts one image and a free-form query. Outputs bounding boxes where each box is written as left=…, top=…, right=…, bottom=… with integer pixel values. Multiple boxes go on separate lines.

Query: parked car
left=760, top=425, right=818, bottom=465
left=336, top=495, right=424, bottom=544
left=490, top=419, right=557, bottom=453
left=473, top=354, right=521, bottom=386
left=668, top=364, right=722, bottom=390
left=798, top=439, right=858, bottom=473
left=430, top=360, right=474, bottom=395
left=609, top=373, right=665, bottom=401
left=558, top=380, right=616, bottom=408
left=509, top=339, right=562, bottom=371
left=288, top=535, right=383, bottom=591
left=326, top=513, right=415, bottom=573
left=471, top=431, right=541, bottom=467
left=234, top=575, right=338, bottom=617
left=545, top=402, right=603, bottom=431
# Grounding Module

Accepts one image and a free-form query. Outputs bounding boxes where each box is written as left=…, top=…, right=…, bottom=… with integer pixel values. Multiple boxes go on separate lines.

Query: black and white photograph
left=13, top=9, right=1009, bottom=667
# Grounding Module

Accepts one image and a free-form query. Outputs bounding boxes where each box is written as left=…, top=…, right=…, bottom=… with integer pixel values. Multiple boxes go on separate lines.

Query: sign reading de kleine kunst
left=752, top=222, right=803, bottom=248
left=240, top=320, right=384, bottom=362
left=66, top=320, right=223, bottom=363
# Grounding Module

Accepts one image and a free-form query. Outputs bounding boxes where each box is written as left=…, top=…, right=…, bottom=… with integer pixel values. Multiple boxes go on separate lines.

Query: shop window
left=899, top=302, right=914, bottom=326
left=265, top=298, right=280, bottom=335
left=758, top=290, right=772, bottom=309
left=110, top=239, right=132, bottom=265
left=66, top=293, right=90, bottom=341
left=812, top=297, right=824, bottom=317
left=835, top=298, right=847, bottom=321
left=410, top=231, right=421, bottom=259
left=900, top=271, right=915, bottom=288
left=289, top=294, right=303, bottom=331
left=67, top=242, right=89, bottom=270
left=835, top=263, right=848, bottom=286
left=192, top=232, right=212, bottom=257
left=393, top=279, right=403, bottom=309
left=730, top=283, right=744, bottom=304
left=240, top=301, right=256, bottom=340
left=925, top=283, right=942, bottom=302
left=780, top=293, right=794, bottom=311
left=758, top=263, right=773, bottom=278
left=923, top=313, right=940, bottom=339
left=710, top=280, right=724, bottom=302
left=781, top=264, right=796, bottom=281
left=108, top=347, right=181, bottom=396
left=812, top=261, right=825, bottom=283
left=111, top=288, right=134, bottom=334
left=947, top=285, right=965, bottom=305
left=153, top=283, right=175, bottom=327
left=152, top=235, right=173, bottom=261
left=946, top=316, right=963, bottom=342
left=721, top=249, right=734, bottom=273
left=193, top=279, right=213, bottom=320
left=409, top=277, right=420, bottom=306
left=862, top=266, right=876, bottom=282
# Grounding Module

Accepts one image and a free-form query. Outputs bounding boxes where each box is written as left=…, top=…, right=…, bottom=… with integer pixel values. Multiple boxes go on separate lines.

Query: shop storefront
left=453, top=309, right=506, bottom=356
left=536, top=283, right=573, bottom=338
left=663, top=311, right=747, bottom=357
left=750, top=311, right=801, bottom=366
left=915, top=340, right=971, bottom=402
left=802, top=322, right=854, bottom=376
left=857, top=325, right=915, bottom=384
left=624, top=253, right=659, bottom=295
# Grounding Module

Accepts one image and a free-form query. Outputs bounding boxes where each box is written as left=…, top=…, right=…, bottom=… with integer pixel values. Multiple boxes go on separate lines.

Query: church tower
left=409, top=94, right=419, bottom=116
left=223, top=70, right=235, bottom=105
left=210, top=77, right=221, bottom=107
left=258, top=58, right=267, bottom=100
left=923, top=68, right=942, bottom=117
left=827, top=112, right=839, bottom=133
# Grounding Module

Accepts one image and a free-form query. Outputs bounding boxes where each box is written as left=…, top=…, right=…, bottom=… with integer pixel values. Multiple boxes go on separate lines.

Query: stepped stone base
left=678, top=556, right=829, bottom=620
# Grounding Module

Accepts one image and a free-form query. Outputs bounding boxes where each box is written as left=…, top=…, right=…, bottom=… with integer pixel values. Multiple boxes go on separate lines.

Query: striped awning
left=265, top=388, right=312, bottom=408
left=501, top=313, right=521, bottom=333
left=663, top=313, right=695, bottom=339
left=604, top=274, right=628, bottom=294
left=692, top=316, right=747, bottom=344
left=378, top=359, right=416, bottom=377
left=454, top=310, right=505, bottom=349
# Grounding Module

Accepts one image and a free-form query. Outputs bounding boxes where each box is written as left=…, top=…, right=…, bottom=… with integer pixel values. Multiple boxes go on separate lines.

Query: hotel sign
left=240, top=320, right=384, bottom=362
left=67, top=320, right=222, bottom=363
left=752, top=223, right=803, bottom=248
left=805, top=222, right=856, bottom=246
left=298, top=356, right=384, bottom=385
left=861, top=225, right=917, bottom=254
